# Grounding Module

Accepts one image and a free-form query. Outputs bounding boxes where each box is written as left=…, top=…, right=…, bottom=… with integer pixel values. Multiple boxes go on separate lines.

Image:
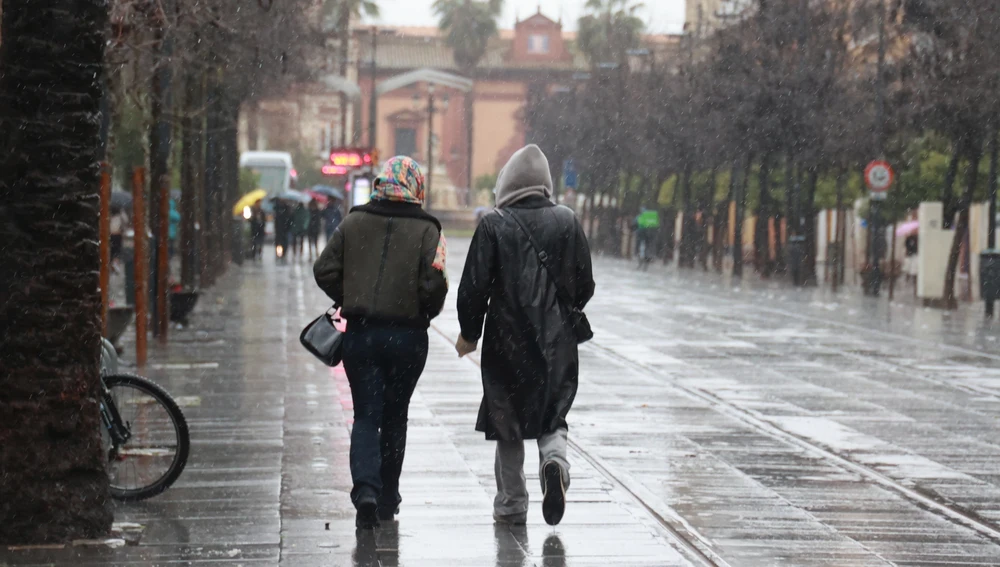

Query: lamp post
left=413, top=84, right=449, bottom=212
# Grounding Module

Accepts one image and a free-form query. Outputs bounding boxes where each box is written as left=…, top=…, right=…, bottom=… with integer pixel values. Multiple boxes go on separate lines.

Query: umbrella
left=269, top=189, right=312, bottom=204
left=896, top=220, right=920, bottom=237
left=310, top=185, right=345, bottom=201
left=110, top=190, right=132, bottom=210
left=305, top=190, right=329, bottom=205
left=232, top=189, right=268, bottom=216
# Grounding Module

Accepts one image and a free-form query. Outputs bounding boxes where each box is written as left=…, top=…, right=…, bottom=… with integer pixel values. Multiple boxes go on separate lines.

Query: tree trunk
left=202, top=75, right=222, bottom=287
left=0, top=0, right=114, bottom=543
left=944, top=139, right=982, bottom=307
left=834, top=169, right=846, bottom=291
left=802, top=166, right=819, bottom=285
left=679, top=162, right=696, bottom=268
left=942, top=143, right=962, bottom=228
left=733, top=155, right=751, bottom=278
left=181, top=70, right=201, bottom=289
left=755, top=153, right=773, bottom=276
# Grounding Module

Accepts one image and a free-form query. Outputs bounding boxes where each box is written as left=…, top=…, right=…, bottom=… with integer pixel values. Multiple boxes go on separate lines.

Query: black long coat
left=457, top=197, right=595, bottom=441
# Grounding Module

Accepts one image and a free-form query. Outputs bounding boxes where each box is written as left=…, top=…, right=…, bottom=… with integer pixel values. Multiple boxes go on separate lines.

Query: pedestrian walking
left=307, top=200, right=322, bottom=260
left=109, top=204, right=129, bottom=270
left=292, top=203, right=309, bottom=260
left=324, top=200, right=343, bottom=243
left=168, top=198, right=181, bottom=259
left=273, top=200, right=291, bottom=263
left=313, top=156, right=449, bottom=529
left=634, top=207, right=660, bottom=269
left=455, top=144, right=595, bottom=527
left=249, top=202, right=266, bottom=262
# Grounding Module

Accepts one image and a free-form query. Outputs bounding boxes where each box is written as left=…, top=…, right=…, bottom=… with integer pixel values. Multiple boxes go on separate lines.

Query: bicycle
left=99, top=338, right=190, bottom=501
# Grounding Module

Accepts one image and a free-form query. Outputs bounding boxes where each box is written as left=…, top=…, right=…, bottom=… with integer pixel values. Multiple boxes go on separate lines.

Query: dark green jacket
left=313, top=201, right=448, bottom=328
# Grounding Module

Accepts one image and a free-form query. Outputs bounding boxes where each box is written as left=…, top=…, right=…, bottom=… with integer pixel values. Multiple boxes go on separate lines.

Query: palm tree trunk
left=0, top=0, right=114, bottom=543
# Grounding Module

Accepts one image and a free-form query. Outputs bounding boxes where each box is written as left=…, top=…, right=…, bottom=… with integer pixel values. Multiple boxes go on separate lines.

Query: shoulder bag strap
left=503, top=209, right=577, bottom=311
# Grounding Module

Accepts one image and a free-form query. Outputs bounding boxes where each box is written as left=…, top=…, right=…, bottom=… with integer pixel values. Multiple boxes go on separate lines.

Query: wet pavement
left=5, top=239, right=1000, bottom=566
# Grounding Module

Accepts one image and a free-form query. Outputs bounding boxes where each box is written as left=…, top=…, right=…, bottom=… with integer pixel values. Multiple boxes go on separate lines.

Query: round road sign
left=865, top=160, right=894, bottom=193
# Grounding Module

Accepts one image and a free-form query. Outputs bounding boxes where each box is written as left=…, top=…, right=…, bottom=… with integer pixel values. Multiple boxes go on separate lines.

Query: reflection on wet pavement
left=7, top=238, right=1000, bottom=566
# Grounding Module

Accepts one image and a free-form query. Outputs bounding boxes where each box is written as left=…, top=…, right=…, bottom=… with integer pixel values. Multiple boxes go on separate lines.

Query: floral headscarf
left=371, top=156, right=425, bottom=204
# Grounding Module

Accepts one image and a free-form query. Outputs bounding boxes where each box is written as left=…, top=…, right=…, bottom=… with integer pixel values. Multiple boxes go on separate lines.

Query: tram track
left=585, top=338, right=1000, bottom=546
left=429, top=323, right=728, bottom=567
left=430, top=314, right=1000, bottom=566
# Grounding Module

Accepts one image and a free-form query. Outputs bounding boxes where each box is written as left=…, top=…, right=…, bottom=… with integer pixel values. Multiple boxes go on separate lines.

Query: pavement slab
left=6, top=238, right=1000, bottom=566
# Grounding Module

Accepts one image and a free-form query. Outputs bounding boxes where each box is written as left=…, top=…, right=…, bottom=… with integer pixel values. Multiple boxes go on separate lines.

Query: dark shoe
left=493, top=511, right=528, bottom=525
left=377, top=504, right=399, bottom=521
left=355, top=499, right=379, bottom=530
left=541, top=462, right=566, bottom=526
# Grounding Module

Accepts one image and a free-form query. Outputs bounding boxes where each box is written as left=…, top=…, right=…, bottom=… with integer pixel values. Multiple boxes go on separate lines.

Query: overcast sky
left=365, top=0, right=686, bottom=35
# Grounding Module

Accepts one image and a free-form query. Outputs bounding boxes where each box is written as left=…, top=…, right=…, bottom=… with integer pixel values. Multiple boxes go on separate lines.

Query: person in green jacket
left=291, top=203, right=310, bottom=259
left=634, top=207, right=660, bottom=268
left=168, top=198, right=181, bottom=259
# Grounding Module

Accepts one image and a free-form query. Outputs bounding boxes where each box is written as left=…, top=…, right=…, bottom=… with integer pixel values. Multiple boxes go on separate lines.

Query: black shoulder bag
left=505, top=209, right=593, bottom=344
left=300, top=305, right=344, bottom=367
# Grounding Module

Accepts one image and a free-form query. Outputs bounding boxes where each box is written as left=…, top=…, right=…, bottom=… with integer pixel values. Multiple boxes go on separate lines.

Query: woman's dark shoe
left=355, top=499, right=380, bottom=530
left=541, top=462, right=566, bottom=526
left=377, top=504, right=400, bottom=521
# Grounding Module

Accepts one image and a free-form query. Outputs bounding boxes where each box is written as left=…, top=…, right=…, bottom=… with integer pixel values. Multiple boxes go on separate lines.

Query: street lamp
left=412, top=84, right=449, bottom=211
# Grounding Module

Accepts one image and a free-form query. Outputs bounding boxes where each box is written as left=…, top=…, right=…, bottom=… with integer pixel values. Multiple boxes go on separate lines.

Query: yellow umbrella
left=233, top=189, right=267, bottom=216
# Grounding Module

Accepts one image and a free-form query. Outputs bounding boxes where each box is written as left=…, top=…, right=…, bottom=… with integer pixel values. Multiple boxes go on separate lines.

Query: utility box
left=917, top=202, right=954, bottom=300
left=981, top=250, right=1000, bottom=302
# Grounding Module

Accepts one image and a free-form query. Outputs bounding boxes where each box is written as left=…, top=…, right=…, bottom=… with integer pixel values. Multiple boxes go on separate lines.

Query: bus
left=239, top=151, right=295, bottom=203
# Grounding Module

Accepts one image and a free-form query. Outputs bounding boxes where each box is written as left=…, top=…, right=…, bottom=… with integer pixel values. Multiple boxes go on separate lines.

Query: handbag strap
left=502, top=209, right=577, bottom=312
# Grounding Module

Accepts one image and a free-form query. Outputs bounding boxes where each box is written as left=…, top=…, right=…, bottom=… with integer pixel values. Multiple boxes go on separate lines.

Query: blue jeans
left=342, top=323, right=428, bottom=511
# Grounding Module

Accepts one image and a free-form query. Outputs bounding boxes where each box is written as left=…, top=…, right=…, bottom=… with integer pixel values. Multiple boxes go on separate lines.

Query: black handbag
left=300, top=306, right=345, bottom=366
left=505, top=209, right=594, bottom=344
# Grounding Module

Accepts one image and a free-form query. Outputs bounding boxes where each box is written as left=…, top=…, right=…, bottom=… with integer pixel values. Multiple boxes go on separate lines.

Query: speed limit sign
left=865, top=160, right=894, bottom=200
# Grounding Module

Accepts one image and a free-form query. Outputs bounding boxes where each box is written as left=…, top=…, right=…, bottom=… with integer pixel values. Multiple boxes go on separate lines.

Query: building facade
left=357, top=11, right=589, bottom=208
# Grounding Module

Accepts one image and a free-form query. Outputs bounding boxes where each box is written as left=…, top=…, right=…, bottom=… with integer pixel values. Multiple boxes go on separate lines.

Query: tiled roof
left=361, top=34, right=589, bottom=73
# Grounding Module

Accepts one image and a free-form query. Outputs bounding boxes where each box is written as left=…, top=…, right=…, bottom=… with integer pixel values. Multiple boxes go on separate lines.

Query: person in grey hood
left=456, top=144, right=595, bottom=526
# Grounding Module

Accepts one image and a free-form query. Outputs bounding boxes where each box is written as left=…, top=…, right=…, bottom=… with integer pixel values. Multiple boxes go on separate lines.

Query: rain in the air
left=5, top=0, right=1000, bottom=565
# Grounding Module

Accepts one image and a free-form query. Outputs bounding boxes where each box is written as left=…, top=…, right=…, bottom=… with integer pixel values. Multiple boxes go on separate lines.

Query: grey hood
left=494, top=144, right=553, bottom=208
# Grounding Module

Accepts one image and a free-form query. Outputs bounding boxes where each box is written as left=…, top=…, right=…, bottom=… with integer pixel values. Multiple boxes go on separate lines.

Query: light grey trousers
left=494, top=428, right=571, bottom=517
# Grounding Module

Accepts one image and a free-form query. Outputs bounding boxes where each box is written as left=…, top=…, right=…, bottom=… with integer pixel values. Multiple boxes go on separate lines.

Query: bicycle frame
left=100, top=378, right=131, bottom=450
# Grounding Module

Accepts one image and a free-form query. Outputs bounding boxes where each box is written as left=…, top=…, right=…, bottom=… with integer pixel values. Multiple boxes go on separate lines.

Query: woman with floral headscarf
left=314, top=156, right=448, bottom=529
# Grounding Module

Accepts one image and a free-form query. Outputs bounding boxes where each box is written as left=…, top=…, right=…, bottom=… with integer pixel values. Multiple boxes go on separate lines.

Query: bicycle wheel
left=102, top=374, right=190, bottom=501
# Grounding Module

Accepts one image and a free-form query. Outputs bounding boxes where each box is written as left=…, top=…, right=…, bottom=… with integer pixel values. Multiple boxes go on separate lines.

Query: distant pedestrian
left=634, top=207, right=660, bottom=269
left=456, top=144, right=595, bottom=527
left=313, top=156, right=449, bottom=529
left=292, top=203, right=309, bottom=259
left=168, top=198, right=181, bottom=259
left=109, top=204, right=128, bottom=267
left=307, top=200, right=322, bottom=260
left=273, top=200, right=291, bottom=263
left=324, top=201, right=343, bottom=243
left=249, top=202, right=266, bottom=262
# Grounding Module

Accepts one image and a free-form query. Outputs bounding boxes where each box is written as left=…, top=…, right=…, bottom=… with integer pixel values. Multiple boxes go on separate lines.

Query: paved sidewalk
left=8, top=239, right=1000, bottom=566
left=1, top=252, right=692, bottom=567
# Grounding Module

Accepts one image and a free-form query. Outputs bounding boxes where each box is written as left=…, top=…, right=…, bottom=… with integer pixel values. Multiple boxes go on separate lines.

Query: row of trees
left=527, top=0, right=1000, bottom=302
left=0, top=0, right=355, bottom=544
